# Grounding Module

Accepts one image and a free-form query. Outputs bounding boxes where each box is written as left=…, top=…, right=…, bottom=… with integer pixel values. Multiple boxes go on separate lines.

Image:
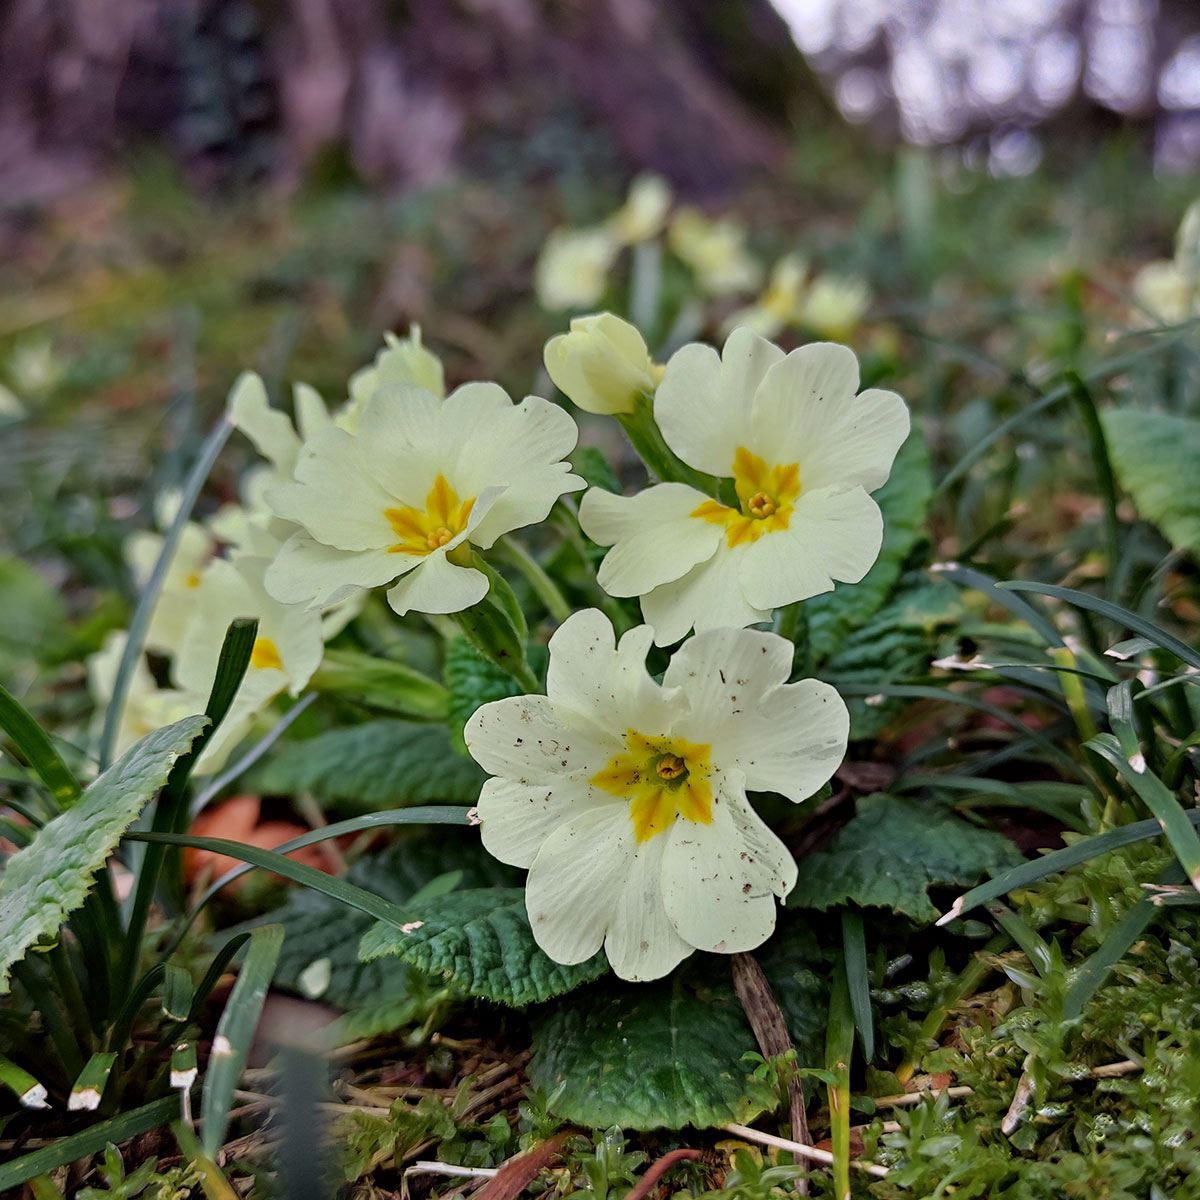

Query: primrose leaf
left=528, top=961, right=777, bottom=1130
left=0, top=716, right=208, bottom=994
left=821, top=573, right=962, bottom=738
left=1102, top=408, right=1200, bottom=555
left=787, top=793, right=1024, bottom=922
left=360, top=888, right=606, bottom=1007
left=267, top=834, right=518, bottom=1010
left=444, top=639, right=548, bottom=751
left=250, top=720, right=484, bottom=812
left=806, top=426, right=933, bottom=665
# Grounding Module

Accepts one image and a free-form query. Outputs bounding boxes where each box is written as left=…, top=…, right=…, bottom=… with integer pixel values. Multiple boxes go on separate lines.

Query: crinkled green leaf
left=268, top=834, right=517, bottom=1009
left=787, top=793, right=1024, bottom=922
left=444, top=639, right=548, bottom=751
left=0, top=716, right=208, bottom=994
left=806, top=428, right=933, bottom=665
left=821, top=574, right=962, bottom=738
left=528, top=962, right=777, bottom=1130
left=1102, top=408, right=1200, bottom=555
left=360, top=888, right=606, bottom=1007
left=251, top=720, right=484, bottom=812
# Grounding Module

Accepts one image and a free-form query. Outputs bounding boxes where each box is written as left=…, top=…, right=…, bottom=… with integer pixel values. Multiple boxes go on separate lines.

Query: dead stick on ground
left=732, top=951, right=812, bottom=1193
left=725, top=1124, right=889, bottom=1179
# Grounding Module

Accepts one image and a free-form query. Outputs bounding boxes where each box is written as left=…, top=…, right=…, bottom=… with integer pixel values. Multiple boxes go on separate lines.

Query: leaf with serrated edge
left=251, top=720, right=484, bottom=812
left=529, top=963, right=777, bottom=1130
left=360, top=888, right=606, bottom=1007
left=0, top=715, right=208, bottom=994
left=265, top=833, right=518, bottom=1009
left=787, top=793, right=1023, bottom=922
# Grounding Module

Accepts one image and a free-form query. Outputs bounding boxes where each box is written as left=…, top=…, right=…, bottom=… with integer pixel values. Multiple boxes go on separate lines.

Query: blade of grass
left=840, top=911, right=874, bottom=1062
left=937, top=808, right=1200, bottom=924
left=189, top=692, right=317, bottom=816
left=119, top=619, right=256, bottom=1001
left=0, top=1054, right=49, bottom=1109
left=128, top=831, right=435, bottom=928
left=1087, top=733, right=1200, bottom=890
left=825, top=962, right=855, bottom=1200
left=984, top=903, right=1053, bottom=976
left=931, top=564, right=1066, bottom=648
left=201, top=924, right=284, bottom=1157
left=998, top=582, right=1200, bottom=672
left=0, top=683, right=80, bottom=811
left=67, top=1052, right=117, bottom=1112
left=1062, top=879, right=1176, bottom=1022
left=836, top=682, right=1085, bottom=779
left=1065, top=371, right=1122, bottom=596
left=0, top=1095, right=180, bottom=1191
left=99, top=414, right=233, bottom=772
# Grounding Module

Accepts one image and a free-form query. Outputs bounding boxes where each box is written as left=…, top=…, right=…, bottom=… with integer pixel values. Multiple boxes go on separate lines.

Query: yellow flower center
left=592, top=729, right=713, bottom=843
left=250, top=637, right=282, bottom=671
left=185, top=572, right=201, bottom=588
left=385, top=475, right=476, bottom=557
left=691, top=446, right=801, bottom=548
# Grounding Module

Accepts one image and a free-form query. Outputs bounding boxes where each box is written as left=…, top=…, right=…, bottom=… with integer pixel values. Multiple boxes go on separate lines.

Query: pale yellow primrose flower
left=606, top=173, right=672, bottom=246
left=86, top=632, right=261, bottom=774
left=1133, top=200, right=1200, bottom=325
left=725, top=257, right=872, bottom=343
left=125, top=520, right=218, bottom=654
left=723, top=254, right=809, bottom=339
left=535, top=226, right=621, bottom=312
left=264, top=382, right=584, bottom=616
left=465, top=608, right=848, bottom=982
left=668, top=207, right=763, bottom=297
left=173, top=556, right=324, bottom=702
left=578, top=329, right=910, bottom=646
left=798, top=274, right=872, bottom=341
left=543, top=313, right=663, bottom=416
left=347, top=327, right=446, bottom=420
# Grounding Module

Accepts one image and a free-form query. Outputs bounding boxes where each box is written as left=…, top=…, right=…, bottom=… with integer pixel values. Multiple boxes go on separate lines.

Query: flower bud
left=544, top=312, right=661, bottom=416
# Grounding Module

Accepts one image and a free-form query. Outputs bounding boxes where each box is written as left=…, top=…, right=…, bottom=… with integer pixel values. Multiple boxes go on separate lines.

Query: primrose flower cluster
left=98, top=307, right=908, bottom=983
left=535, top=174, right=872, bottom=343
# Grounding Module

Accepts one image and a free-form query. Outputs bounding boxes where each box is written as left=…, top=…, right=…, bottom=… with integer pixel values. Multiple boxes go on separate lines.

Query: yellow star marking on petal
left=250, top=637, right=283, bottom=671
left=690, top=446, right=801, bottom=548
left=385, top=475, right=476, bottom=557
left=591, top=729, right=713, bottom=842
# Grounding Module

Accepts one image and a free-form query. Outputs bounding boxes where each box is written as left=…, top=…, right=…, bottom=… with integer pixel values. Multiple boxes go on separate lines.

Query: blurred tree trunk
left=0, top=0, right=811, bottom=201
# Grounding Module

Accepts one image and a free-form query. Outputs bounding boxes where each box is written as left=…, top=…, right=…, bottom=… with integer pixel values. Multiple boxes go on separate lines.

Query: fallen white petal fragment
left=171, top=1067, right=198, bottom=1090
left=1129, top=752, right=1147, bottom=774
left=935, top=897, right=965, bottom=927
left=298, top=957, right=332, bottom=999
left=20, top=1083, right=49, bottom=1109
left=400, top=921, right=425, bottom=933
left=212, top=1035, right=233, bottom=1058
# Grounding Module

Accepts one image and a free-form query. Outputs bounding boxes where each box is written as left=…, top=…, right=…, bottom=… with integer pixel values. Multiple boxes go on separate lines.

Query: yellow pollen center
left=250, top=637, right=283, bottom=671
left=385, top=475, right=476, bottom=558
left=690, top=446, right=801, bottom=548
left=656, top=754, right=686, bottom=780
left=592, top=730, right=713, bottom=843
left=185, top=572, right=201, bottom=588
left=747, top=491, right=776, bottom=519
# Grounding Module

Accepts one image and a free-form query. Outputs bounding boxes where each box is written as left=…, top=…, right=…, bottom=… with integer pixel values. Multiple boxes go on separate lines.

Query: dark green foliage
left=788, top=794, right=1024, bottom=922
left=251, top=720, right=485, bottom=811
